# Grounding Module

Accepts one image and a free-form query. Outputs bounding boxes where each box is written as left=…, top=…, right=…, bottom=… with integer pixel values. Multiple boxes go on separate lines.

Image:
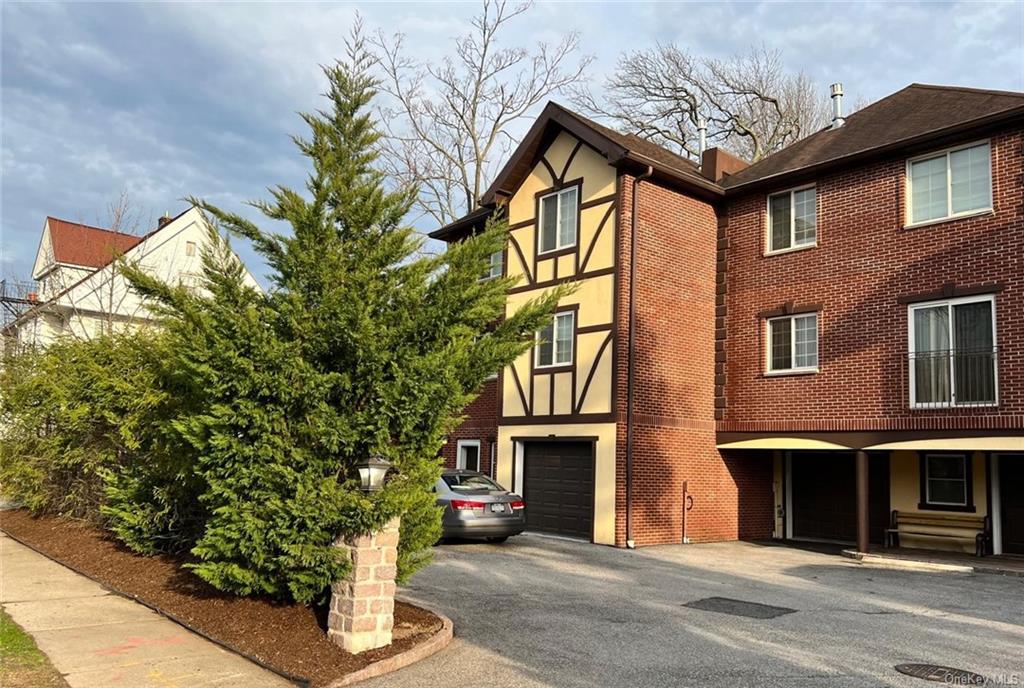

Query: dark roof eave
left=478, top=104, right=630, bottom=207
left=723, top=103, right=1024, bottom=194
left=428, top=206, right=495, bottom=241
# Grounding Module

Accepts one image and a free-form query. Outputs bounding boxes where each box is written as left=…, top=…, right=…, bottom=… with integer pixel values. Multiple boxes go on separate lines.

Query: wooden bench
left=885, top=510, right=991, bottom=557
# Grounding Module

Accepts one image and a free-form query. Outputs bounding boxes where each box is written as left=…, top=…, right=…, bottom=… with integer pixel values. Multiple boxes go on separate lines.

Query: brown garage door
left=791, top=452, right=889, bottom=543
left=999, top=455, right=1024, bottom=555
left=523, top=441, right=594, bottom=540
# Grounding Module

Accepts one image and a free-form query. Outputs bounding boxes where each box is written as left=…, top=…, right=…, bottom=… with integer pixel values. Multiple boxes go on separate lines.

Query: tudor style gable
left=500, top=130, right=618, bottom=424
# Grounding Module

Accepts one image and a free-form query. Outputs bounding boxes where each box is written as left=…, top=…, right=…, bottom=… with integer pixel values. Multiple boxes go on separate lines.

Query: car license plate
left=490, top=504, right=506, bottom=513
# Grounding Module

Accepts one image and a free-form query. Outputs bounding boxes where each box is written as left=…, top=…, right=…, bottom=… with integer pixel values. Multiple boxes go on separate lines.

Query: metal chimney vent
left=830, top=83, right=845, bottom=129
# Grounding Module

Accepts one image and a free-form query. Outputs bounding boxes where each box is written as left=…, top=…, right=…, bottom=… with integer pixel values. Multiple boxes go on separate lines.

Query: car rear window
left=442, top=474, right=504, bottom=491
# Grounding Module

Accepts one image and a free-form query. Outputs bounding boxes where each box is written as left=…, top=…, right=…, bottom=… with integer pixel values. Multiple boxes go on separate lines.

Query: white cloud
left=2, top=0, right=1022, bottom=285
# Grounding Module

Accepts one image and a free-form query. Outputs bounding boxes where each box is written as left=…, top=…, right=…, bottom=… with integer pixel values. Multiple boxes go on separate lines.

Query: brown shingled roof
left=47, top=217, right=142, bottom=268
left=431, top=84, right=1024, bottom=240
left=432, top=101, right=718, bottom=240
left=479, top=102, right=720, bottom=206
left=721, top=84, right=1024, bottom=189
left=559, top=107, right=701, bottom=177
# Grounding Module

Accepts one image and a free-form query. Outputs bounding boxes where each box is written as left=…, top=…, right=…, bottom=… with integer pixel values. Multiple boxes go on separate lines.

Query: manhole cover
left=682, top=597, right=796, bottom=619
left=894, top=664, right=988, bottom=685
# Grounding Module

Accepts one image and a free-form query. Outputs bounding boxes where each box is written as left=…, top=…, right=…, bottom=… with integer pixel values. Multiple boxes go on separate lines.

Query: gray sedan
left=436, top=470, right=526, bottom=542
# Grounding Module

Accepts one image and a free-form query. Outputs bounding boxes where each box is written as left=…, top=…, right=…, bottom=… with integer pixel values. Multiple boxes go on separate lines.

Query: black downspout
left=625, top=165, right=653, bottom=549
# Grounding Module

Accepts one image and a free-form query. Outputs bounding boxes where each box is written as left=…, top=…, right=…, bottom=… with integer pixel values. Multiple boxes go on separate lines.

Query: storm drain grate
left=894, top=664, right=988, bottom=685
left=682, top=597, right=796, bottom=619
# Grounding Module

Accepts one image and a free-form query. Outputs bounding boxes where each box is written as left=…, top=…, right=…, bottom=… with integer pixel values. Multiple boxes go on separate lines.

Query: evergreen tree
left=117, top=27, right=565, bottom=603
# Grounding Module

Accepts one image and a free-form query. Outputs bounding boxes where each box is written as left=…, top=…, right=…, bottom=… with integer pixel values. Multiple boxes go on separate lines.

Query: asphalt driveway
left=370, top=536, right=1023, bottom=688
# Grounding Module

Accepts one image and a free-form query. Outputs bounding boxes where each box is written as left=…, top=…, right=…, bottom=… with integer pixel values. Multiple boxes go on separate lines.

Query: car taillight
left=510, top=500, right=525, bottom=510
left=450, top=499, right=487, bottom=510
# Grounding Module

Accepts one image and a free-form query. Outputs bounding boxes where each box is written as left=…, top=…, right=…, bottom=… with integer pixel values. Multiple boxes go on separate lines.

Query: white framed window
left=923, top=453, right=969, bottom=507
left=539, top=186, right=578, bottom=254
left=481, top=250, right=503, bottom=281
left=185, top=241, right=197, bottom=257
left=908, top=294, right=997, bottom=408
left=767, top=185, right=816, bottom=254
left=536, top=311, right=574, bottom=368
left=456, top=439, right=481, bottom=472
left=766, top=313, right=818, bottom=374
left=906, top=141, right=992, bottom=226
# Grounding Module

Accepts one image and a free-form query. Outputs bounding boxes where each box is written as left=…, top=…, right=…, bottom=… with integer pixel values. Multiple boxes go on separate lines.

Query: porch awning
left=716, top=437, right=852, bottom=451
left=863, top=436, right=1024, bottom=452
left=716, top=433, right=1024, bottom=452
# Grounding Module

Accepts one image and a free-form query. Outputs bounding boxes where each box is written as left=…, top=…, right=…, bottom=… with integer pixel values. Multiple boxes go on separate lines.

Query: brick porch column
left=328, top=517, right=400, bottom=653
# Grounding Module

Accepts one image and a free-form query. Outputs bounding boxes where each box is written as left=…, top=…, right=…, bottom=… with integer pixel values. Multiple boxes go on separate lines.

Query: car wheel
left=486, top=536, right=509, bottom=543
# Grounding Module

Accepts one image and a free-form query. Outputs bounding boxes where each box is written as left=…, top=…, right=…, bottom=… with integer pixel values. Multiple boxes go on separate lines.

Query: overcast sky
left=2, top=1, right=1022, bottom=285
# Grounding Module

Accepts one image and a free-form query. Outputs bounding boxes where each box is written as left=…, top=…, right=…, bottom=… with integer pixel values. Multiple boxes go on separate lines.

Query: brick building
left=433, top=84, right=1024, bottom=556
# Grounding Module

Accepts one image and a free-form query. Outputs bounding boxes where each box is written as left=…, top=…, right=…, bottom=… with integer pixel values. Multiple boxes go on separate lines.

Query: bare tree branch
left=370, top=0, right=593, bottom=226
left=571, top=43, right=830, bottom=163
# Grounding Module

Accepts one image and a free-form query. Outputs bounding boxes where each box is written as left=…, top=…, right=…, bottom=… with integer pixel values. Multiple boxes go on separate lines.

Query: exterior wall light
left=356, top=454, right=392, bottom=493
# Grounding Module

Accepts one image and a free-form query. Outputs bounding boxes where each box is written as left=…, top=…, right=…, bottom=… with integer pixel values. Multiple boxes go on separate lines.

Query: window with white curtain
left=909, top=295, right=996, bottom=408
left=536, top=311, right=574, bottom=367
left=767, top=185, right=816, bottom=253
left=767, top=313, right=818, bottom=373
left=907, top=142, right=991, bottom=225
left=539, top=187, right=578, bottom=253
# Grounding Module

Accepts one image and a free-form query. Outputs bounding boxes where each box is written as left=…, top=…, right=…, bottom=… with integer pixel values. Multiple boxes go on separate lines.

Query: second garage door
left=523, top=441, right=594, bottom=540
left=790, top=452, right=889, bottom=543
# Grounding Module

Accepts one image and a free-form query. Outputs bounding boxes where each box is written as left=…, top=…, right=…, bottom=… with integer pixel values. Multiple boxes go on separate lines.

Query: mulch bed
left=0, top=509, right=442, bottom=687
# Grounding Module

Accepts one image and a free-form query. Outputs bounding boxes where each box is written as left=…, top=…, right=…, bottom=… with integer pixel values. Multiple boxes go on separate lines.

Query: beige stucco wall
left=493, top=130, right=620, bottom=545
left=497, top=422, right=618, bottom=545
left=502, top=130, right=617, bottom=420
left=890, top=450, right=987, bottom=553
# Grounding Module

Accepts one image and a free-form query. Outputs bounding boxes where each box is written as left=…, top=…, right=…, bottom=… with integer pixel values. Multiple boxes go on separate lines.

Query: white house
left=5, top=207, right=260, bottom=348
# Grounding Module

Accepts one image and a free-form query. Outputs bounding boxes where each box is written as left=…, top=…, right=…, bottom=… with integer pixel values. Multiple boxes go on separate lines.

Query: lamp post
left=355, top=454, right=392, bottom=493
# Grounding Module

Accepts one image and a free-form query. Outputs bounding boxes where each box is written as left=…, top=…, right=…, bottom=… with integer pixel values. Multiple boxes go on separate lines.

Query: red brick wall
left=440, top=379, right=499, bottom=477
left=721, top=128, right=1024, bottom=432
left=614, top=174, right=774, bottom=546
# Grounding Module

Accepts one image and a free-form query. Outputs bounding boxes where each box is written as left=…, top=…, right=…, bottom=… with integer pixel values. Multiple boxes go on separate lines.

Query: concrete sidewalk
left=0, top=532, right=292, bottom=688
left=843, top=546, right=1024, bottom=576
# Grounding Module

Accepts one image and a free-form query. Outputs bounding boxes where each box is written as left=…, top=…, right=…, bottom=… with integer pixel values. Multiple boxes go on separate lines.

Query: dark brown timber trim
left=507, top=266, right=615, bottom=295
left=579, top=203, right=616, bottom=274
left=499, top=412, right=616, bottom=425
left=559, top=140, right=583, bottom=184
left=579, top=193, right=617, bottom=211
left=574, top=331, right=613, bottom=415
left=509, top=364, right=529, bottom=417
left=539, top=156, right=558, bottom=184
left=508, top=233, right=534, bottom=285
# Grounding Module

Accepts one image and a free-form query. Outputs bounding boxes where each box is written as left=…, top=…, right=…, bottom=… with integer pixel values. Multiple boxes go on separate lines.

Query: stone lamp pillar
left=328, top=517, right=400, bottom=653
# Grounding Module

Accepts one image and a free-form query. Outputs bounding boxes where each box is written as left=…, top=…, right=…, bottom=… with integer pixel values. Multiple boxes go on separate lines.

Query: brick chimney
left=700, top=147, right=749, bottom=183
left=157, top=214, right=174, bottom=229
